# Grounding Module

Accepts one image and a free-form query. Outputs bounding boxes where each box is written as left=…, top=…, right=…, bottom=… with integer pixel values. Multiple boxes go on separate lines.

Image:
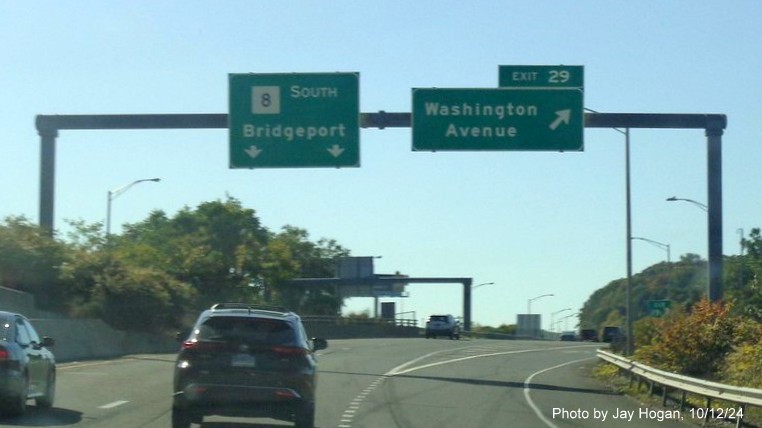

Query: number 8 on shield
left=251, top=86, right=280, bottom=114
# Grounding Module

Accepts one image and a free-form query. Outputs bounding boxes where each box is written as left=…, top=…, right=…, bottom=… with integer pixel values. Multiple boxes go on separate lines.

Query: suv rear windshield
left=429, top=316, right=448, bottom=322
left=196, top=316, right=295, bottom=346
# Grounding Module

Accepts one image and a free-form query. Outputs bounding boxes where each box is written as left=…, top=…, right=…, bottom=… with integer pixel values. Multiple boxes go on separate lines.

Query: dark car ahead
left=579, top=328, right=599, bottom=342
left=172, top=303, right=327, bottom=428
left=0, top=311, right=56, bottom=417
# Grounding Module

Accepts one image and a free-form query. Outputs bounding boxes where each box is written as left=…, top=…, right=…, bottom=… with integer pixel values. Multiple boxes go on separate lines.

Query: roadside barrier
left=597, top=349, right=762, bottom=427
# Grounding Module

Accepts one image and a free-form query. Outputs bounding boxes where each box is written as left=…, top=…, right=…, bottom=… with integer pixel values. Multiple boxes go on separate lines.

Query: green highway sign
left=647, top=299, right=672, bottom=317
left=229, top=73, right=360, bottom=168
left=412, top=88, right=583, bottom=152
left=499, top=65, right=584, bottom=89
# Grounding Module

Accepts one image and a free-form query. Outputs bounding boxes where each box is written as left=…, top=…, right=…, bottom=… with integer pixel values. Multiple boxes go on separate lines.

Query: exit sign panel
left=412, top=88, right=583, bottom=152
left=499, top=65, right=584, bottom=89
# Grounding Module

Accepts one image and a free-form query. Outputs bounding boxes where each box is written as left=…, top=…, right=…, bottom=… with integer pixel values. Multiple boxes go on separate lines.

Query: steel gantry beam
left=36, top=112, right=727, bottom=305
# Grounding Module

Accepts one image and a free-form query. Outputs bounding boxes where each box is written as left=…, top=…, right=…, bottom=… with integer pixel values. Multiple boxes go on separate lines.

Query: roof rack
left=210, top=303, right=291, bottom=314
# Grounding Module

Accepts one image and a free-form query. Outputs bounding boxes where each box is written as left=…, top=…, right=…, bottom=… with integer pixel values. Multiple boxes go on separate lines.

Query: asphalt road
left=0, top=338, right=696, bottom=427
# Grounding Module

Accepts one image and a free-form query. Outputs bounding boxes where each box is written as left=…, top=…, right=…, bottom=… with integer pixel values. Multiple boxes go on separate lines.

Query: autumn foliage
left=634, top=299, right=762, bottom=385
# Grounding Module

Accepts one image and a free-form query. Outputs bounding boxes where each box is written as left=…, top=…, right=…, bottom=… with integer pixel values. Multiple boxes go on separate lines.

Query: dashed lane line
left=98, top=400, right=129, bottom=409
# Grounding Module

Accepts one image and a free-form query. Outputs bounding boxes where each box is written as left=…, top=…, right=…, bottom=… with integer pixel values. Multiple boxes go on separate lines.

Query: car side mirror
left=312, top=338, right=328, bottom=351
left=42, top=336, right=55, bottom=348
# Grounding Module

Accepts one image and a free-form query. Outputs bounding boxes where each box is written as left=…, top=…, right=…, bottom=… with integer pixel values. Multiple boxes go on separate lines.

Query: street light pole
left=472, top=282, right=495, bottom=290
left=527, top=293, right=553, bottom=315
left=586, top=109, right=634, bottom=355
left=551, top=308, right=572, bottom=333
left=632, top=237, right=671, bottom=263
left=470, top=282, right=495, bottom=328
left=666, top=195, right=722, bottom=301
left=560, top=313, right=580, bottom=331
left=106, top=178, right=161, bottom=236
left=666, top=196, right=708, bottom=211
left=624, top=127, right=634, bottom=356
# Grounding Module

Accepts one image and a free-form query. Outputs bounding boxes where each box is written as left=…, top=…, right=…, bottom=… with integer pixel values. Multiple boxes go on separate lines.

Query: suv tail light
left=0, top=347, right=8, bottom=360
left=272, top=346, right=308, bottom=356
left=182, top=340, right=225, bottom=352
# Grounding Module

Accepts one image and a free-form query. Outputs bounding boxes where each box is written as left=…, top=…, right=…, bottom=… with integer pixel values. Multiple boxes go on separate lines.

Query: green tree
left=58, top=219, right=110, bottom=316
left=580, top=253, right=704, bottom=336
left=0, top=216, right=67, bottom=311
left=119, top=197, right=269, bottom=308
left=1, top=197, right=351, bottom=330
left=725, top=228, right=762, bottom=321
left=264, top=226, right=349, bottom=314
left=89, top=261, right=195, bottom=332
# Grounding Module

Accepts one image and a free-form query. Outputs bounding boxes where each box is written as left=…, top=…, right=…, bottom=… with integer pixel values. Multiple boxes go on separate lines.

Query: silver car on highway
left=424, top=314, right=461, bottom=340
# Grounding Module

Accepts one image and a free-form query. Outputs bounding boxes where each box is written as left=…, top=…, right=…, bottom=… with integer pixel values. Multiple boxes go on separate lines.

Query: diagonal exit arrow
left=327, top=144, right=345, bottom=158
left=549, top=109, right=571, bottom=131
left=244, top=145, right=262, bottom=158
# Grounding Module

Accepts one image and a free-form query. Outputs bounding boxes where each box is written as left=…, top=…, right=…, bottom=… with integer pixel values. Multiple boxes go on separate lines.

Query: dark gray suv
left=172, top=303, right=327, bottom=428
left=425, top=314, right=461, bottom=339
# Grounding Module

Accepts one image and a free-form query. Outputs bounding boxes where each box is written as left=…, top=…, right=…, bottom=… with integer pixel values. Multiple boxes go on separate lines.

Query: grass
left=593, top=361, right=761, bottom=428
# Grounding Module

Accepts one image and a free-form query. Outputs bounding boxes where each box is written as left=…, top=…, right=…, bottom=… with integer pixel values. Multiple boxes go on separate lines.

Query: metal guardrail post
left=597, top=349, right=760, bottom=426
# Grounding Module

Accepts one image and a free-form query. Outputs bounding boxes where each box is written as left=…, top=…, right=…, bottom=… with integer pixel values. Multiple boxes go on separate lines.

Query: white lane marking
left=98, top=400, right=129, bottom=409
left=335, top=344, right=597, bottom=427
left=523, top=357, right=596, bottom=428
left=385, top=344, right=598, bottom=377
left=382, top=348, right=457, bottom=376
left=336, top=375, right=388, bottom=427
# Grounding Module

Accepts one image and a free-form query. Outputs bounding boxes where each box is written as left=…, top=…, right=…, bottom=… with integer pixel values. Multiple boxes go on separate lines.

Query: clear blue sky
left=3, top=2, right=761, bottom=328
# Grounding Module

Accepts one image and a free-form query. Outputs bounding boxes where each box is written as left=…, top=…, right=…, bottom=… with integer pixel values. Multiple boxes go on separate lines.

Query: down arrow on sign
left=327, top=144, right=345, bottom=157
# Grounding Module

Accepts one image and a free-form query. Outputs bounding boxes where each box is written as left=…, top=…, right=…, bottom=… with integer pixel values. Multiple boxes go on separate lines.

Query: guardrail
left=597, top=349, right=762, bottom=427
left=301, top=315, right=418, bottom=328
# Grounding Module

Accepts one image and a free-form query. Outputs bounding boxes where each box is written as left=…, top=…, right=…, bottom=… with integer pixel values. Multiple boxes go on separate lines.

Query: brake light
left=183, top=339, right=229, bottom=352
left=0, top=348, right=8, bottom=360
left=272, top=346, right=308, bottom=356
left=182, top=340, right=224, bottom=351
left=275, top=389, right=299, bottom=398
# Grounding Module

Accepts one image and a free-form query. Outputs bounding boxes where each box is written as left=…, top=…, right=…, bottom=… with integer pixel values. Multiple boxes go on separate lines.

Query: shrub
left=722, top=341, right=762, bottom=388
left=719, top=318, right=762, bottom=387
left=92, top=264, right=196, bottom=332
left=634, top=299, right=735, bottom=377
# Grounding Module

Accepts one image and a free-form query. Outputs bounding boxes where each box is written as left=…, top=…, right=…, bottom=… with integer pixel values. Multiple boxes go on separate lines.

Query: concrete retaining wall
left=1, top=286, right=419, bottom=362
left=30, top=318, right=177, bottom=362
left=0, top=286, right=176, bottom=362
left=0, top=285, right=39, bottom=316
left=34, top=320, right=418, bottom=362
left=0, top=286, right=65, bottom=319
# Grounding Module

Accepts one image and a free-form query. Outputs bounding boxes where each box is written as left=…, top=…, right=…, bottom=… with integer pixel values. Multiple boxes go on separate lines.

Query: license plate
left=231, top=353, right=256, bottom=368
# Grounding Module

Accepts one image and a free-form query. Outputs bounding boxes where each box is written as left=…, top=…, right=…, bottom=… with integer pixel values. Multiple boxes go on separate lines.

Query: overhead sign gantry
left=34, top=65, right=728, bottom=309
